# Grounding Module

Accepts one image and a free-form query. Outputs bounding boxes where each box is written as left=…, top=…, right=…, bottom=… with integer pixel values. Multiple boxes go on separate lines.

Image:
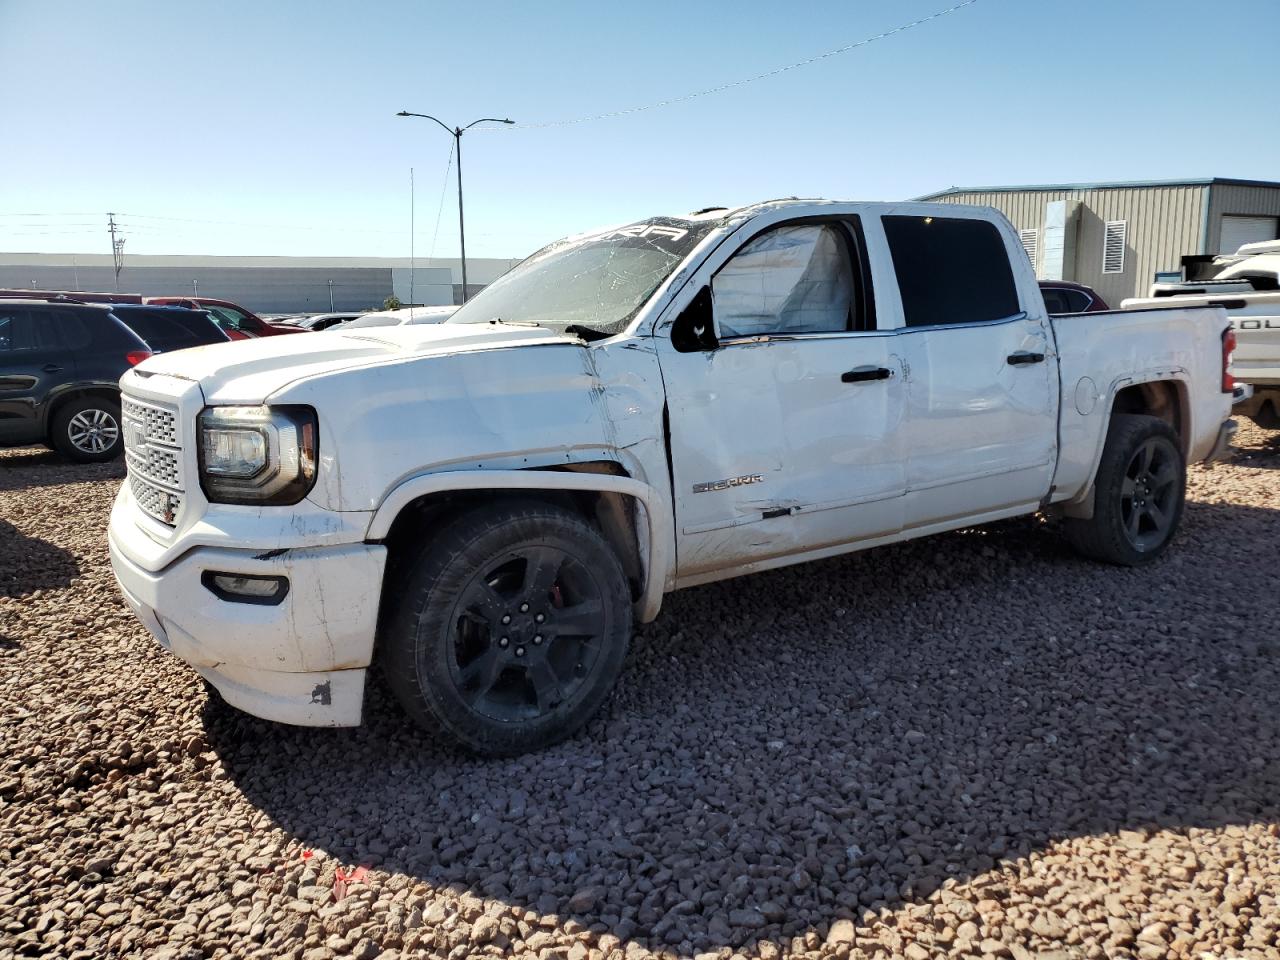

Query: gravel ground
left=2, top=423, right=1278, bottom=960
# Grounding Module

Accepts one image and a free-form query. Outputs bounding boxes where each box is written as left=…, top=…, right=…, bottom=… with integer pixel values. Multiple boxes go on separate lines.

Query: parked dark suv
left=108, top=304, right=230, bottom=353
left=0, top=300, right=153, bottom=462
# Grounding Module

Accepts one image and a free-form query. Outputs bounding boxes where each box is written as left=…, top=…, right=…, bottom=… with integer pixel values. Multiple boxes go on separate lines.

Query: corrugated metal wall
left=929, top=185, right=1208, bottom=306
left=1205, top=185, right=1280, bottom=254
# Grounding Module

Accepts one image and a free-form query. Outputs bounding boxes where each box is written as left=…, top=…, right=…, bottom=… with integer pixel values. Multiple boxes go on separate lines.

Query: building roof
left=917, top=177, right=1280, bottom=200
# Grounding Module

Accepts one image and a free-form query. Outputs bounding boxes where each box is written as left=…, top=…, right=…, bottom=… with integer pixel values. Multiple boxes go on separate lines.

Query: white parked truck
left=1124, top=239, right=1280, bottom=428
left=108, top=200, right=1237, bottom=755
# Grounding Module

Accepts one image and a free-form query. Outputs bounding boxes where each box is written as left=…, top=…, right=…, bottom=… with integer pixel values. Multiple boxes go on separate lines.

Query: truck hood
left=132, top=322, right=579, bottom=404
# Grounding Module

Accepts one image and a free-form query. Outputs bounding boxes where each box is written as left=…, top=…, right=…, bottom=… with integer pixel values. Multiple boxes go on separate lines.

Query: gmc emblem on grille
left=124, top=420, right=146, bottom=449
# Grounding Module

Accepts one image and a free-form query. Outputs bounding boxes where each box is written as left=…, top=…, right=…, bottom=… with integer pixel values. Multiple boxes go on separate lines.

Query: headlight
left=198, top=405, right=318, bottom=504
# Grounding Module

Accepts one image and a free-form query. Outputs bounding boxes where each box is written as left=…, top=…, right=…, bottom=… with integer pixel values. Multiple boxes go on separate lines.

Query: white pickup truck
left=108, top=200, right=1237, bottom=755
left=1124, top=239, right=1280, bottom=428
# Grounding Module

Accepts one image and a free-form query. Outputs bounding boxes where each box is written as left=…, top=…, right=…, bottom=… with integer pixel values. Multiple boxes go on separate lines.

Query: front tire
left=382, top=500, right=632, bottom=756
left=51, top=397, right=123, bottom=463
left=1064, top=414, right=1186, bottom=566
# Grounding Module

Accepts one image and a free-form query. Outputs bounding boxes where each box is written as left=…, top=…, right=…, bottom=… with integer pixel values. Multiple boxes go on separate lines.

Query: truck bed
left=1123, top=291, right=1280, bottom=386
left=1050, top=304, right=1232, bottom=503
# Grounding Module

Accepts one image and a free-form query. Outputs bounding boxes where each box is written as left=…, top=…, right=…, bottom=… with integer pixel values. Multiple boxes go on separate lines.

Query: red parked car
left=1039, top=280, right=1110, bottom=314
left=145, top=297, right=308, bottom=338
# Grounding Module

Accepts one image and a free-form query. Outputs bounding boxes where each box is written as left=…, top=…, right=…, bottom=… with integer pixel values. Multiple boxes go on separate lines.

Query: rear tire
left=1064, top=414, right=1185, bottom=566
left=382, top=499, right=632, bottom=756
left=51, top=397, right=123, bottom=463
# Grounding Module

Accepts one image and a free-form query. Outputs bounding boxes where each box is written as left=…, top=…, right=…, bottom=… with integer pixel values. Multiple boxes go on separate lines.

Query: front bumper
left=1206, top=418, right=1238, bottom=462
left=109, top=489, right=387, bottom=726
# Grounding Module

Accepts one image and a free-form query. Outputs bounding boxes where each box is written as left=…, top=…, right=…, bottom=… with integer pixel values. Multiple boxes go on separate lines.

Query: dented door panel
left=899, top=315, right=1058, bottom=525
left=660, top=334, right=906, bottom=578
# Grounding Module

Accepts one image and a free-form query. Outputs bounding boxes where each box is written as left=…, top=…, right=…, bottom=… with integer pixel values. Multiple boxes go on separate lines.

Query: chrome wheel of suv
left=67, top=408, right=120, bottom=455
left=52, top=397, right=124, bottom=463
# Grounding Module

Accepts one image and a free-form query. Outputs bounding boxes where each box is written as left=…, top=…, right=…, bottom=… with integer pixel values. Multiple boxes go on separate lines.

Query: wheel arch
left=1109, top=378, right=1190, bottom=455
left=43, top=383, right=121, bottom=437
left=1060, top=374, right=1190, bottom=520
left=367, top=465, right=672, bottom=623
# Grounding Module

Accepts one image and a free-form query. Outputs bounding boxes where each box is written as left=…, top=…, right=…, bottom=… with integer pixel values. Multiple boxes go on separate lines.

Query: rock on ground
left=1, top=424, right=1279, bottom=959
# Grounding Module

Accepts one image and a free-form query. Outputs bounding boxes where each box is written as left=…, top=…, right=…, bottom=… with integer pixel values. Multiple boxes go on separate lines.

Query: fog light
left=202, top=571, right=289, bottom=605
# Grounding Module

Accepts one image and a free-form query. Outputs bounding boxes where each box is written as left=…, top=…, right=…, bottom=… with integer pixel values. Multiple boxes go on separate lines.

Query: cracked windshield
left=447, top=217, right=722, bottom=336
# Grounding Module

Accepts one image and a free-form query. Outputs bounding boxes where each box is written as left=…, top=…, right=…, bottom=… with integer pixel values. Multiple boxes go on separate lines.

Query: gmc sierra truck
left=1124, top=239, right=1280, bottom=428
left=108, top=200, right=1237, bottom=755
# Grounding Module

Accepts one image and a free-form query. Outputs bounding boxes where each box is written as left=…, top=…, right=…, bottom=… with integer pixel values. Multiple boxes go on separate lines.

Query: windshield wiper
left=564, top=324, right=610, bottom=342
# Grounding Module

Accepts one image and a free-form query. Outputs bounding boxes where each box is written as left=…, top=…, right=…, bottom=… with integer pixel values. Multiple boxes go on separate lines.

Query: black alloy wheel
left=447, top=545, right=608, bottom=722
left=1118, top=436, right=1180, bottom=553
left=382, top=500, right=632, bottom=755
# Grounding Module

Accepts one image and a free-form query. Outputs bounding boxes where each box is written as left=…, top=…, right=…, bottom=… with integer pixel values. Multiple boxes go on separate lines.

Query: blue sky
left=1, top=0, right=1274, bottom=259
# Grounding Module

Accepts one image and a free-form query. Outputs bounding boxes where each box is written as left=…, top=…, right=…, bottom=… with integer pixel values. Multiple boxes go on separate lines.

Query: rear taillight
left=126, top=350, right=152, bottom=367
left=1221, top=327, right=1236, bottom=393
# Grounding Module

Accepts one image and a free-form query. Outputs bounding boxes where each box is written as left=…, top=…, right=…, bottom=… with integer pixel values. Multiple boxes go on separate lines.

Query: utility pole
left=455, top=134, right=467, bottom=302
left=107, top=213, right=125, bottom=291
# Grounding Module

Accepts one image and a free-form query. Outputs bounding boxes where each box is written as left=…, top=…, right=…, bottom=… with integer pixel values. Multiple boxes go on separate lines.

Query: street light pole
left=455, top=131, right=467, bottom=300
left=396, top=111, right=514, bottom=303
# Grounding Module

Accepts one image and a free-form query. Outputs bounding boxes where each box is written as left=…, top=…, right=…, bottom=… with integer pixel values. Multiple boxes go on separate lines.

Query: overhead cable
left=510, top=0, right=980, bottom=128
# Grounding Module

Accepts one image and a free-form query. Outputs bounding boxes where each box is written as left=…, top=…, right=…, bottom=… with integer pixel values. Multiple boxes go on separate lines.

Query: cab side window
left=713, top=224, right=857, bottom=338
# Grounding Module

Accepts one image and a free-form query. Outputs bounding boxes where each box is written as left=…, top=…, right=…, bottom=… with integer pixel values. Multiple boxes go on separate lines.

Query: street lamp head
left=502, top=119, right=515, bottom=125
left=395, top=111, right=410, bottom=117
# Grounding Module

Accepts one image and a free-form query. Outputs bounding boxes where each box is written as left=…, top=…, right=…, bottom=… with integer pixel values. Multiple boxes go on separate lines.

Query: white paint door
left=878, top=213, right=1058, bottom=528
left=899, top=316, right=1057, bottom=526
left=657, top=220, right=907, bottom=581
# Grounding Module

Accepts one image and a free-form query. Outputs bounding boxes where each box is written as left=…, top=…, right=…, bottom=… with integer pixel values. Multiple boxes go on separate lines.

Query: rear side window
left=1041, top=288, right=1071, bottom=314
left=113, top=309, right=224, bottom=350
left=882, top=215, right=1021, bottom=327
left=0, top=308, right=35, bottom=351
left=0, top=308, right=93, bottom=351
left=1063, top=288, right=1094, bottom=312
left=45, top=310, right=93, bottom=351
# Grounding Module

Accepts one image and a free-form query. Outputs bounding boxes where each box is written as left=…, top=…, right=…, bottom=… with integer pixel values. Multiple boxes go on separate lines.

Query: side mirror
left=671, top=286, right=718, bottom=353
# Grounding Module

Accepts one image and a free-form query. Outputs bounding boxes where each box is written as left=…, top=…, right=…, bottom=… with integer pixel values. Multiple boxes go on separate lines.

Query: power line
left=428, top=141, right=456, bottom=261
left=511, top=0, right=980, bottom=129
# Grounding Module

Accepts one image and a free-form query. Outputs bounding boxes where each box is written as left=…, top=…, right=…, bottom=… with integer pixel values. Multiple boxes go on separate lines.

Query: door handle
left=841, top=366, right=893, bottom=383
left=42, top=364, right=64, bottom=373
left=1006, top=352, right=1045, bottom=366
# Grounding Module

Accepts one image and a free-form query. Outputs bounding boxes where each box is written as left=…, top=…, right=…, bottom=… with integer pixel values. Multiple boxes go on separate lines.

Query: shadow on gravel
left=0, top=449, right=125, bottom=492
left=0, top=520, right=80, bottom=598
left=203, top=500, right=1280, bottom=955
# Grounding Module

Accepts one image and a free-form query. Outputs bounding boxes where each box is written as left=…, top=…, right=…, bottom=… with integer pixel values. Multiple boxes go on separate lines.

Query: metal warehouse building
left=919, top=178, right=1280, bottom=307
left=0, top=253, right=523, bottom=313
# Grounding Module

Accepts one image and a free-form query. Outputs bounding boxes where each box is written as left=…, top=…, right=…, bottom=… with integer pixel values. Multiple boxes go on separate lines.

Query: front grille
left=129, top=475, right=184, bottom=525
left=126, top=446, right=181, bottom=489
left=122, top=397, right=178, bottom=447
left=122, top=394, right=185, bottom=526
